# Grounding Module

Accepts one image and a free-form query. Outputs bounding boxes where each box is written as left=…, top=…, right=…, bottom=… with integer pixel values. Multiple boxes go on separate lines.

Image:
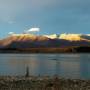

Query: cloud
left=8, top=32, right=15, bottom=35
left=0, top=0, right=90, bottom=24
left=0, top=0, right=59, bottom=23
left=27, top=28, right=40, bottom=32
left=8, top=21, right=15, bottom=24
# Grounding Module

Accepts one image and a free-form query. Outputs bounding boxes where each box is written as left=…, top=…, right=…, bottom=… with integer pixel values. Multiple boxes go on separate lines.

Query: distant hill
left=0, top=33, right=90, bottom=53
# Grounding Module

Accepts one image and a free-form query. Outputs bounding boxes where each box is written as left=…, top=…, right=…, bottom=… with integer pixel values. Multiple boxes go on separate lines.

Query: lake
left=0, top=54, right=90, bottom=79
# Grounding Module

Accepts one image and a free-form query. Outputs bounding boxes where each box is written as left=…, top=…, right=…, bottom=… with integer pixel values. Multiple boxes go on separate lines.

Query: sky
left=0, top=0, right=90, bottom=38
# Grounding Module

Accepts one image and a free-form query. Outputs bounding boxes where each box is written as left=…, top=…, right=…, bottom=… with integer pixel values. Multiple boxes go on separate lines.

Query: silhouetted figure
left=25, top=66, right=29, bottom=77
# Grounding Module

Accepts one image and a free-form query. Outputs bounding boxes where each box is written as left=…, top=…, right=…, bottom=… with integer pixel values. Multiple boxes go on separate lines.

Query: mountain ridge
left=0, top=33, right=90, bottom=49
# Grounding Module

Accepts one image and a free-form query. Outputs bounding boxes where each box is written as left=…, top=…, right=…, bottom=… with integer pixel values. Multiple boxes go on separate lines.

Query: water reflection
left=0, top=54, right=90, bottom=79
left=80, top=54, right=90, bottom=79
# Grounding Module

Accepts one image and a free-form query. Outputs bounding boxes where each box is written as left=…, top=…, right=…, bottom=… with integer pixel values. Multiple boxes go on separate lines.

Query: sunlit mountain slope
left=0, top=33, right=90, bottom=48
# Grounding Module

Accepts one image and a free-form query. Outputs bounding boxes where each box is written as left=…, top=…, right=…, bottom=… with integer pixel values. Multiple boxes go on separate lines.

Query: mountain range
left=0, top=33, right=90, bottom=49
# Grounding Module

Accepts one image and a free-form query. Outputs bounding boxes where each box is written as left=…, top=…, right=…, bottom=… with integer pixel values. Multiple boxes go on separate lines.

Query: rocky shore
left=0, top=76, right=89, bottom=90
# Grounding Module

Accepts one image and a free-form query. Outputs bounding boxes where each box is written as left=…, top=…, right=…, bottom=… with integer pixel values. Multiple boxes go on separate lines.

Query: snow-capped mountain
left=44, top=33, right=90, bottom=41
left=0, top=33, right=90, bottom=49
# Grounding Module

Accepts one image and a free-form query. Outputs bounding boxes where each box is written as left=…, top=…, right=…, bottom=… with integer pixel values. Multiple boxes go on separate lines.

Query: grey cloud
left=0, top=0, right=58, bottom=23
left=0, top=0, right=90, bottom=23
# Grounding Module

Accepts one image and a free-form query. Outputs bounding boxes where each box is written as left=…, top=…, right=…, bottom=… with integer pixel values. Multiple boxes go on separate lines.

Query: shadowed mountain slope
left=0, top=34, right=90, bottom=49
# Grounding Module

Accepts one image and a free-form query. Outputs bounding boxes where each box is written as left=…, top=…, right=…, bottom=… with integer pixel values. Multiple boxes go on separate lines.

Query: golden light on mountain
left=0, top=33, right=90, bottom=48
left=59, top=34, right=82, bottom=41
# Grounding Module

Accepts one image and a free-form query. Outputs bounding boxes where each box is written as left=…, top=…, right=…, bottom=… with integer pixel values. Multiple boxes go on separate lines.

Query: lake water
left=0, top=54, right=90, bottom=79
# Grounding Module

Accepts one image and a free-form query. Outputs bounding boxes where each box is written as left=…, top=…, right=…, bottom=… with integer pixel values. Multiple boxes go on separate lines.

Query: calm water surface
left=0, top=54, right=90, bottom=79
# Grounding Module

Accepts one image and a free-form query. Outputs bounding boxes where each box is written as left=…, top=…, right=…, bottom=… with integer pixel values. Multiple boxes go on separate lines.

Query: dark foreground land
left=1, top=46, right=90, bottom=53
left=0, top=76, right=90, bottom=90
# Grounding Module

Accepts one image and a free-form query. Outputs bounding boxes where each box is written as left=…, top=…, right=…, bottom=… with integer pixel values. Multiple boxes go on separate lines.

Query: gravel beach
left=0, top=76, right=89, bottom=90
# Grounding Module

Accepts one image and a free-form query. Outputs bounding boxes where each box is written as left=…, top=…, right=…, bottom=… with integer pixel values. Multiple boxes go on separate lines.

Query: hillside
left=0, top=33, right=90, bottom=53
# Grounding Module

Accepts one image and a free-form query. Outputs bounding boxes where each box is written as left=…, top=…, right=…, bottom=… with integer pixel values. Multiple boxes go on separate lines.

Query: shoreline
left=1, top=46, right=90, bottom=53
left=0, top=76, right=89, bottom=90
